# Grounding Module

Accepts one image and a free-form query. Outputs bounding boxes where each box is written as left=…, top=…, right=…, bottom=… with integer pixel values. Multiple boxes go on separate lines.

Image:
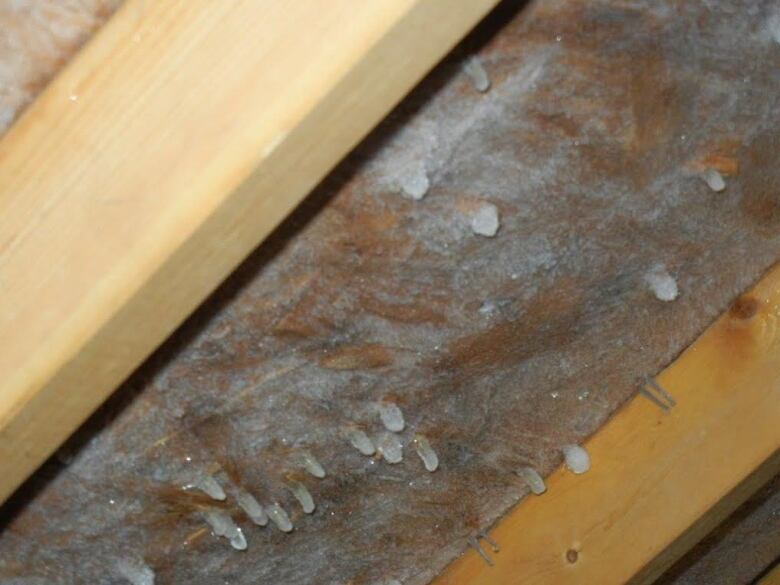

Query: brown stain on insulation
left=740, top=130, right=780, bottom=231
left=318, top=344, right=395, bottom=370
left=445, top=279, right=585, bottom=373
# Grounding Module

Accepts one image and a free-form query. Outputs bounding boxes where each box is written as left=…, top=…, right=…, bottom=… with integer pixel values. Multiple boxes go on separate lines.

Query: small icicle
left=379, top=401, right=405, bottom=432
left=463, top=55, right=491, bottom=92
left=562, top=444, right=590, bottom=474
left=480, top=532, right=500, bottom=553
left=116, top=558, right=155, bottom=585
left=377, top=433, right=404, bottom=464
left=267, top=503, right=293, bottom=533
left=700, top=168, right=726, bottom=192
left=413, top=434, right=439, bottom=472
left=346, top=427, right=376, bottom=456
left=228, top=530, right=247, bottom=551
left=203, top=509, right=247, bottom=551
left=468, top=536, right=495, bottom=566
left=236, top=490, right=268, bottom=526
left=300, top=450, right=326, bottom=479
left=287, top=481, right=316, bottom=514
left=188, top=474, right=226, bottom=501
left=518, top=467, right=546, bottom=495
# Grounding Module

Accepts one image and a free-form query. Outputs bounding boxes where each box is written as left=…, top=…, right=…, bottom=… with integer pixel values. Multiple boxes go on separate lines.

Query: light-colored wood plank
left=434, top=265, right=780, bottom=584
left=0, top=0, right=499, bottom=504
left=759, top=563, right=780, bottom=585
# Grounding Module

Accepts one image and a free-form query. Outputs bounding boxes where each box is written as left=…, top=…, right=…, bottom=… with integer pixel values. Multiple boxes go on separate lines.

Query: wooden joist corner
left=0, top=0, right=500, bottom=504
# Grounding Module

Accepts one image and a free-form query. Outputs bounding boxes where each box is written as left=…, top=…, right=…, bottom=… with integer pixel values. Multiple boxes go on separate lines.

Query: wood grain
left=0, top=0, right=499, bottom=504
left=434, top=265, right=780, bottom=584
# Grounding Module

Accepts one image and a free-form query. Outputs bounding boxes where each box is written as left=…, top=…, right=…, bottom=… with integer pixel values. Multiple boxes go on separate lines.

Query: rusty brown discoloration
left=445, top=280, right=585, bottom=373
left=319, top=344, right=395, bottom=370
left=692, top=152, right=740, bottom=177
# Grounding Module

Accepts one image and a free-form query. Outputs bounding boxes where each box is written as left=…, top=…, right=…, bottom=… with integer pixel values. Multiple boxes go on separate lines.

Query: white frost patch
left=766, top=9, right=780, bottom=44
left=463, top=55, right=491, bottom=93
left=471, top=203, right=500, bottom=237
left=644, top=263, right=679, bottom=302
left=365, top=49, right=552, bottom=206
left=562, top=444, right=590, bottom=475
left=116, top=558, right=155, bottom=585
left=700, top=168, right=725, bottom=192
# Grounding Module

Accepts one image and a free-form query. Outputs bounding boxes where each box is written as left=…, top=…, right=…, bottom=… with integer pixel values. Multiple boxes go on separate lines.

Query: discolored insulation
left=1, top=0, right=780, bottom=584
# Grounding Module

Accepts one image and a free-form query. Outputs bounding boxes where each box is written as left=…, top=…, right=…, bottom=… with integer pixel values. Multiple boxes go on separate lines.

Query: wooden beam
left=0, top=0, right=499, bottom=504
left=759, top=563, right=780, bottom=585
left=434, top=265, right=780, bottom=584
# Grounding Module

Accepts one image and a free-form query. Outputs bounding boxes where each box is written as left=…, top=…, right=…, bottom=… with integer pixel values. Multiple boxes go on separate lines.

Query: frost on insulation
left=399, top=164, right=430, bottom=200
left=517, top=467, right=546, bottom=495
left=203, top=510, right=247, bottom=551
left=471, top=203, right=500, bottom=237
left=346, top=427, right=376, bottom=456
left=267, top=503, right=293, bottom=533
left=413, top=435, right=439, bottom=472
left=187, top=474, right=226, bottom=501
left=700, top=168, right=725, bottom=192
left=116, top=558, right=155, bottom=585
left=767, top=9, right=780, bottom=44
left=236, top=490, right=268, bottom=526
left=463, top=55, right=491, bottom=93
left=376, top=433, right=404, bottom=464
left=378, top=401, right=405, bottom=432
left=562, top=444, right=590, bottom=475
left=288, top=481, right=316, bottom=514
left=300, top=450, right=326, bottom=478
left=644, top=263, right=679, bottom=302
